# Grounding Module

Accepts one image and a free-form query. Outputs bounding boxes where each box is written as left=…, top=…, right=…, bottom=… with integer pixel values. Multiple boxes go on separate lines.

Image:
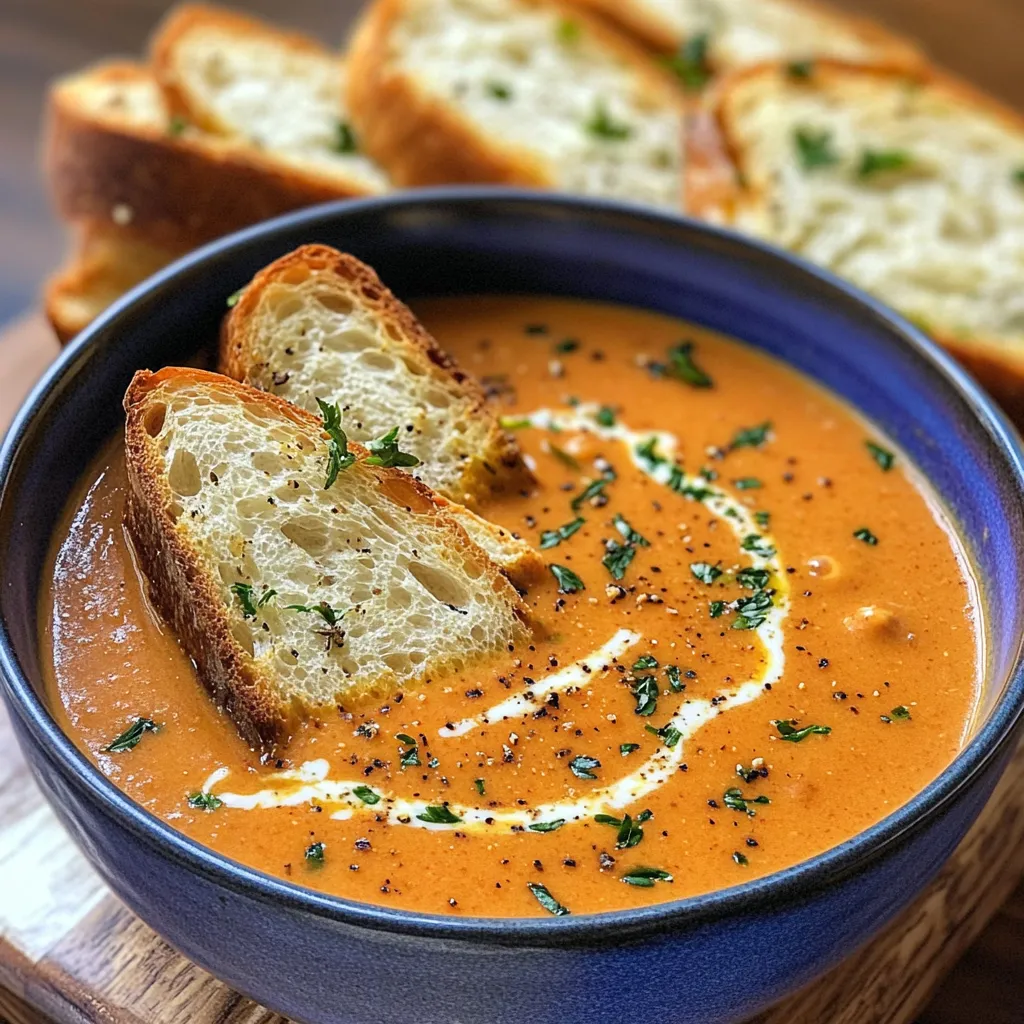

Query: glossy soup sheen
left=42, top=297, right=980, bottom=918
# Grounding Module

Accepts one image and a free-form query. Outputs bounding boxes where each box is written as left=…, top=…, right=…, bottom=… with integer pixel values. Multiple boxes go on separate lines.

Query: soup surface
left=43, top=296, right=980, bottom=917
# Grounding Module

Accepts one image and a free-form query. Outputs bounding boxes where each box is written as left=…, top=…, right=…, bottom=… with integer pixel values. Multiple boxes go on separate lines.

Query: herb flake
left=105, top=717, right=159, bottom=753
left=365, top=426, right=421, bottom=468
left=569, top=754, right=601, bottom=780
left=527, top=881, right=570, bottom=915
left=550, top=563, right=585, bottom=593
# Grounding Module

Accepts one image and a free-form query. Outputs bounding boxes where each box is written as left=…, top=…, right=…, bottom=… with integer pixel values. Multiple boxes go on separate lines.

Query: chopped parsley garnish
left=586, top=101, right=632, bottom=140
left=525, top=322, right=548, bottom=335
left=486, top=81, right=512, bottom=100
left=556, top=17, right=581, bottom=44
left=333, top=121, right=358, bottom=153
left=709, top=600, right=726, bottom=618
left=527, top=881, right=570, bottom=915
left=554, top=337, right=580, bottom=354
left=168, top=115, right=187, bottom=136
left=569, top=754, right=601, bottom=780
left=621, top=865, right=673, bottom=887
left=733, top=477, right=762, bottom=490
left=754, top=510, right=771, bottom=528
left=865, top=440, right=895, bottom=470
left=286, top=601, right=344, bottom=626
left=733, top=851, right=749, bottom=867
left=794, top=127, right=839, bottom=171
left=571, top=478, right=609, bottom=510
left=664, top=31, right=711, bottom=91
left=741, top=534, right=776, bottom=558
left=602, top=541, right=636, bottom=581
left=613, top=513, right=649, bottom=547
left=690, top=561, right=722, bottom=585
left=365, top=426, right=421, bottom=468
left=631, top=675, right=659, bottom=717
left=620, top=742, right=640, bottom=756
left=547, top=443, right=581, bottom=470
left=528, top=819, right=566, bottom=832
left=595, top=809, right=652, bottom=849
left=729, top=421, right=772, bottom=450
left=787, top=59, right=814, bottom=80
left=499, top=415, right=532, bottom=430
left=665, top=665, right=684, bottom=691
left=104, top=717, right=159, bottom=753
left=633, top=653, right=658, bottom=671
left=187, top=791, right=222, bottom=811
left=550, top=563, right=585, bottom=593
left=645, top=722, right=682, bottom=748
left=352, top=785, right=381, bottom=805
left=667, top=341, right=713, bottom=388
left=474, top=778, right=485, bottom=796
left=857, top=148, right=912, bottom=179
left=723, top=787, right=770, bottom=816
left=316, top=397, right=356, bottom=487
left=396, top=733, right=421, bottom=768
left=416, top=804, right=462, bottom=824
left=305, top=841, right=325, bottom=866
left=883, top=705, right=912, bottom=723
left=596, top=405, right=616, bottom=427
left=1013, top=167, right=1024, bottom=186
left=635, top=435, right=665, bottom=470
left=853, top=527, right=879, bottom=545
left=732, top=590, right=773, bottom=630
left=540, top=517, right=585, bottom=549
left=736, top=567, right=770, bottom=590
left=230, top=582, right=276, bottom=618
left=775, top=719, right=832, bottom=742
left=226, top=288, right=244, bottom=308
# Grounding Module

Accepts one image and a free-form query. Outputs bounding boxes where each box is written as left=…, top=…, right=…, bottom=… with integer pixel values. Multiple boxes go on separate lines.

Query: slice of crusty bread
left=44, top=222, right=182, bottom=343
left=220, top=245, right=542, bottom=579
left=124, top=366, right=529, bottom=751
left=345, top=0, right=685, bottom=207
left=568, top=0, right=921, bottom=70
left=687, top=61, right=1024, bottom=420
left=151, top=4, right=387, bottom=195
left=45, top=56, right=383, bottom=255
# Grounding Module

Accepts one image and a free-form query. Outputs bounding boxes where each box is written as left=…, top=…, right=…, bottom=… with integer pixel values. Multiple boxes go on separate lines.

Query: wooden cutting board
left=2, top=315, right=1024, bottom=1024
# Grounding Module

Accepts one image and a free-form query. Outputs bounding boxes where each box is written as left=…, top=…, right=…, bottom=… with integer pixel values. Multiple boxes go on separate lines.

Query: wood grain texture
left=1, top=315, right=1024, bottom=1024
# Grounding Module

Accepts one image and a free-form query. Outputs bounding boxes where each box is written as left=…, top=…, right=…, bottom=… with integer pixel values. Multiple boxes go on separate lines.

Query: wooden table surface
left=2, top=1, right=1024, bottom=1022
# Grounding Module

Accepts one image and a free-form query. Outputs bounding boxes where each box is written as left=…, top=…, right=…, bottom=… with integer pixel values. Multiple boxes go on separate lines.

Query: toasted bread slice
left=45, top=222, right=183, bottom=343
left=686, top=61, right=1024, bottom=421
left=151, top=4, right=387, bottom=195
left=45, top=58, right=382, bottom=254
left=124, top=367, right=530, bottom=751
left=345, top=0, right=685, bottom=207
left=568, top=0, right=921, bottom=70
left=220, top=245, right=541, bottom=579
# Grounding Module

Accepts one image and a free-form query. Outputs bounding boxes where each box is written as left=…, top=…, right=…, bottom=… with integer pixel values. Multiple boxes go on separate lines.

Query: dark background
left=2, top=0, right=1024, bottom=329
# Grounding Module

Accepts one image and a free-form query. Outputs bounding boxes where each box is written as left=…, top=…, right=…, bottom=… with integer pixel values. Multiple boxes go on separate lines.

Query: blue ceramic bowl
left=2, top=190, right=1024, bottom=1024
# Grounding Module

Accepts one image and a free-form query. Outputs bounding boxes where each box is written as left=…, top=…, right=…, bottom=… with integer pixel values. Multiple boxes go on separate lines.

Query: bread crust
left=686, top=58, right=1024, bottom=422
left=124, top=366, right=529, bottom=753
left=221, top=244, right=530, bottom=498
left=44, top=62, right=373, bottom=253
left=567, top=0, right=923, bottom=68
left=44, top=222, right=183, bottom=343
left=150, top=4, right=335, bottom=133
left=344, top=0, right=683, bottom=188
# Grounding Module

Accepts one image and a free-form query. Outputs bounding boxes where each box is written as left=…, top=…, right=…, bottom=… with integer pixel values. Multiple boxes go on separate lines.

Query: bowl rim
left=3, top=186, right=1024, bottom=946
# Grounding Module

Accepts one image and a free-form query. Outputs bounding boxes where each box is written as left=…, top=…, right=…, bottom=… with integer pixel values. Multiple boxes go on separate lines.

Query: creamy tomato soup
left=42, top=297, right=980, bottom=917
